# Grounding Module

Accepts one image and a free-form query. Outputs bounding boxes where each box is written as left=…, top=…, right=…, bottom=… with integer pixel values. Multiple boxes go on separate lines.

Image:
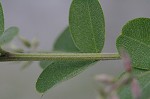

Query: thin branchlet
left=0, top=51, right=120, bottom=61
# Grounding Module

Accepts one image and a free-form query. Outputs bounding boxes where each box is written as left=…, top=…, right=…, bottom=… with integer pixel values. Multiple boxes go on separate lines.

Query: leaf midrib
left=87, top=0, right=97, bottom=52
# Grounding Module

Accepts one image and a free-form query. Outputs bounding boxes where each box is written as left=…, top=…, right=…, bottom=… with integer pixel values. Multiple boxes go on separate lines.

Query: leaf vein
left=87, top=0, right=97, bottom=52
left=123, top=35, right=150, bottom=48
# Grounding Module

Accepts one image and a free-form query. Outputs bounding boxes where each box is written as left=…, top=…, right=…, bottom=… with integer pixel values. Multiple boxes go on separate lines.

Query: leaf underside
left=53, top=27, right=79, bottom=52
left=117, top=18, right=150, bottom=70
left=0, top=27, right=19, bottom=45
left=117, top=18, right=150, bottom=99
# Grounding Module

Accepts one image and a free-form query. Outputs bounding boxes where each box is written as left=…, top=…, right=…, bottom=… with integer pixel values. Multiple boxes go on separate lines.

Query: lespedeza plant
left=0, top=1, right=149, bottom=99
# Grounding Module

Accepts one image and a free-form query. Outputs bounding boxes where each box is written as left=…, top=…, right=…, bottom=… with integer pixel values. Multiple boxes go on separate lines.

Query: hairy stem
left=0, top=52, right=120, bottom=61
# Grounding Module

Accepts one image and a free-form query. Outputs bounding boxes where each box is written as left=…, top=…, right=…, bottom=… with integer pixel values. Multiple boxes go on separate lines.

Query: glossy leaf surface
left=119, top=69, right=150, bottom=99
left=117, top=18, right=150, bottom=70
left=37, top=27, right=94, bottom=93
left=0, top=27, right=19, bottom=45
left=69, top=0, right=105, bottom=52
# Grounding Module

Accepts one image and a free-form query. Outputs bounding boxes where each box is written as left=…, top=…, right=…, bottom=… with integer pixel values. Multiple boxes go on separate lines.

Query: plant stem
left=0, top=52, right=120, bottom=61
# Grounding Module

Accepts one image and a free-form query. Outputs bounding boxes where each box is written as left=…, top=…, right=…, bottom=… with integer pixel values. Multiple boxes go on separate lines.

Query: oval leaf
left=119, top=69, right=150, bottom=99
left=40, top=27, right=79, bottom=69
left=53, top=27, right=79, bottom=52
left=0, top=2, right=4, bottom=36
left=116, top=18, right=150, bottom=70
left=37, top=60, right=93, bottom=93
left=69, top=0, right=105, bottom=52
left=0, top=27, right=19, bottom=45
left=37, top=27, right=95, bottom=93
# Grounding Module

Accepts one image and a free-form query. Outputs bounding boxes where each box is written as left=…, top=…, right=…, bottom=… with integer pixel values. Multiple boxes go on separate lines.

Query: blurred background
left=0, top=0, right=150, bottom=99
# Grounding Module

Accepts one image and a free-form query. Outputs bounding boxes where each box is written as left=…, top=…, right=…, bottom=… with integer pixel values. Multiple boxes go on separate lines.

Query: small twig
left=0, top=52, right=120, bottom=61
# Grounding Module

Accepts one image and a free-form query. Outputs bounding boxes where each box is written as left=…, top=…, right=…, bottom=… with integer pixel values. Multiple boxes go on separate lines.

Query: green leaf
left=40, top=60, right=53, bottom=69
left=37, top=27, right=95, bottom=93
left=69, top=0, right=105, bottom=52
left=37, top=60, right=94, bottom=93
left=37, top=0, right=106, bottom=92
left=0, top=2, right=4, bottom=36
left=118, top=69, right=150, bottom=99
left=0, top=27, right=19, bottom=45
left=116, top=18, right=150, bottom=70
left=53, top=27, right=79, bottom=52
left=39, top=27, right=79, bottom=69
